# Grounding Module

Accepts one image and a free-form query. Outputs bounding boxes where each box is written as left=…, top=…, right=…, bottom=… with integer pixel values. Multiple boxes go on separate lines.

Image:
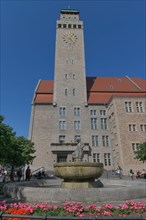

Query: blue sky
left=1, top=0, right=145, bottom=138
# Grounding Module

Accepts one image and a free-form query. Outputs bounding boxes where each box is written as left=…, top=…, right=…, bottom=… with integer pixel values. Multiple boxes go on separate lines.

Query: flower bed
left=0, top=200, right=146, bottom=218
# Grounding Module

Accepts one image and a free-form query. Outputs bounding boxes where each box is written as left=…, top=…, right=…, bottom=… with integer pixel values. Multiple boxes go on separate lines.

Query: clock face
left=63, top=32, right=78, bottom=45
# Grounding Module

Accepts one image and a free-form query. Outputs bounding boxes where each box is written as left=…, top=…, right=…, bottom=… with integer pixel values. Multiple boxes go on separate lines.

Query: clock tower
left=53, top=9, right=87, bottom=106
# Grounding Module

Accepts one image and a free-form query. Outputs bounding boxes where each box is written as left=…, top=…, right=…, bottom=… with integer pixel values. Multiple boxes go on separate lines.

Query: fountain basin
left=3, top=178, right=146, bottom=203
left=54, top=162, right=103, bottom=188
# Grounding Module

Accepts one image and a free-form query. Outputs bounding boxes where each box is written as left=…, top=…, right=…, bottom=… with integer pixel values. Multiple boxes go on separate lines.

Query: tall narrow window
left=100, top=110, right=106, bottom=116
left=140, top=124, right=146, bottom=132
left=102, top=136, right=110, bottom=147
left=100, top=118, right=107, bottom=129
left=132, top=143, right=140, bottom=152
left=128, top=124, right=136, bottom=131
left=59, top=120, right=66, bottom=130
left=65, top=88, right=67, bottom=96
left=74, top=121, right=81, bottom=130
left=92, top=135, right=99, bottom=147
left=73, top=89, right=75, bottom=96
left=104, top=153, right=111, bottom=166
left=59, top=107, right=66, bottom=116
left=108, top=153, right=111, bottom=166
left=91, top=118, right=97, bottom=129
left=93, top=153, right=100, bottom=162
left=136, top=102, right=144, bottom=112
left=90, top=110, right=96, bottom=116
left=74, top=107, right=80, bottom=116
left=125, top=102, right=133, bottom=112
left=59, top=135, right=65, bottom=143
left=66, top=59, right=69, bottom=64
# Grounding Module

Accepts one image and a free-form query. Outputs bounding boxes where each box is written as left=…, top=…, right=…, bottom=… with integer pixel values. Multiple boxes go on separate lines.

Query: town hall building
left=29, top=9, right=146, bottom=174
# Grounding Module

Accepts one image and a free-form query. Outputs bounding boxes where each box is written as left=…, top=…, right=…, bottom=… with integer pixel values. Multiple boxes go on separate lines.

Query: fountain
left=2, top=139, right=146, bottom=203
left=54, top=138, right=103, bottom=188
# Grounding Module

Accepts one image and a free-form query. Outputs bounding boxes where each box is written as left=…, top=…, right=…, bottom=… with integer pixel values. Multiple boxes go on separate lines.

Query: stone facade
left=29, top=9, right=146, bottom=175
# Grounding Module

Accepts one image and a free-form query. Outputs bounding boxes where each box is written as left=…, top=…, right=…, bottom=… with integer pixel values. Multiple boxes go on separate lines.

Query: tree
left=134, top=142, right=146, bottom=163
left=0, top=115, right=16, bottom=160
left=0, top=116, right=35, bottom=167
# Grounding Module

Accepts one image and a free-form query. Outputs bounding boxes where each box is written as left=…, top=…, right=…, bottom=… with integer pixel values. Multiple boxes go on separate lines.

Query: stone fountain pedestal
left=54, top=162, right=104, bottom=189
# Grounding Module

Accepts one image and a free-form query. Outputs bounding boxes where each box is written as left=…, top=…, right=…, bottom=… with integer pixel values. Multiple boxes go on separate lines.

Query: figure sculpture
left=72, top=138, right=85, bottom=161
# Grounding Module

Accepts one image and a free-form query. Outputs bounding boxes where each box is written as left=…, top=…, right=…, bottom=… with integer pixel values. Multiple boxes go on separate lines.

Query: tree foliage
left=0, top=116, right=35, bottom=167
left=134, top=142, right=146, bottom=163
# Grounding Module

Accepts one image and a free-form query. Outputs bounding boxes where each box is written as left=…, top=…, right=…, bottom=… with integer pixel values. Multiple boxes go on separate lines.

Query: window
left=66, top=59, right=69, bottom=64
left=100, top=118, right=107, bottom=129
left=102, top=136, right=110, bottom=147
left=136, top=102, right=144, bottom=112
left=73, top=24, right=76, bottom=28
left=132, top=143, right=140, bottom=152
left=65, top=88, right=67, bottom=96
left=63, top=24, right=66, bottom=28
left=68, top=24, right=72, bottom=28
left=74, top=107, right=80, bottom=116
left=128, top=124, right=137, bottom=131
left=67, top=45, right=73, bottom=51
left=91, top=118, right=97, bottom=129
left=74, top=121, right=81, bottom=130
left=57, top=154, right=67, bottom=162
left=104, top=153, right=111, bottom=166
left=100, top=110, right=106, bottom=116
left=78, top=25, right=81, bottom=28
left=59, top=120, right=66, bottom=130
left=59, top=135, right=65, bottom=143
left=140, top=124, right=146, bottom=132
left=93, top=153, right=100, bottom=162
left=92, top=135, right=99, bottom=147
left=125, top=102, right=133, bottom=112
left=58, top=24, right=61, bottom=28
left=74, top=135, right=81, bottom=142
left=73, top=89, right=75, bottom=96
left=65, top=74, right=68, bottom=79
left=90, top=110, right=96, bottom=116
left=73, top=74, right=75, bottom=79
left=59, top=107, right=66, bottom=116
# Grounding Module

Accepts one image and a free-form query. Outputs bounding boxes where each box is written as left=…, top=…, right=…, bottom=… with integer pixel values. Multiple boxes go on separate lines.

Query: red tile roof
left=86, top=77, right=146, bottom=92
left=33, top=77, right=146, bottom=104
